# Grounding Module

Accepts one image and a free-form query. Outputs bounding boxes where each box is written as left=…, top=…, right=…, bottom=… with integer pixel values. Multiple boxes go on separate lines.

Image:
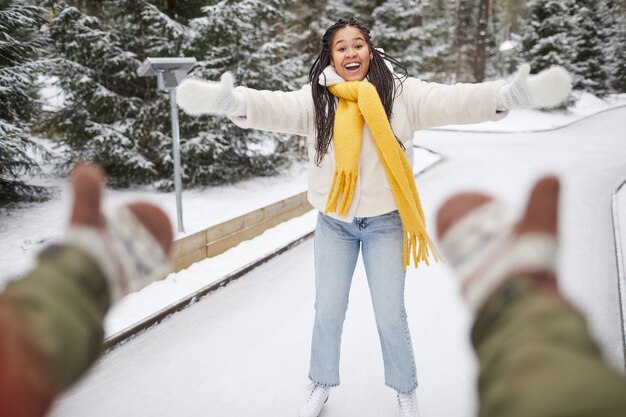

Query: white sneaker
left=299, top=383, right=330, bottom=417
left=397, top=390, right=420, bottom=417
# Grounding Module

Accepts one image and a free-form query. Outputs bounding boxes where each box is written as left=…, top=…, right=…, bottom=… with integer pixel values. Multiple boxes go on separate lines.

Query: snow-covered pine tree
left=519, top=0, right=574, bottom=72
left=42, top=1, right=155, bottom=187
left=67, top=0, right=100, bottom=15
left=608, top=2, right=626, bottom=93
left=110, top=0, right=187, bottom=58
left=287, top=0, right=333, bottom=77
left=519, top=0, right=576, bottom=107
left=323, top=0, right=376, bottom=26
left=148, top=0, right=205, bottom=22
left=0, top=0, right=51, bottom=206
left=568, top=0, right=611, bottom=96
left=417, top=0, right=457, bottom=82
left=105, top=0, right=190, bottom=189
left=180, top=0, right=307, bottom=186
left=370, top=0, right=425, bottom=76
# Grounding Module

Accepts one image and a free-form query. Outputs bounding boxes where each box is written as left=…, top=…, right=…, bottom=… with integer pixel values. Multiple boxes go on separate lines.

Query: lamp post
left=137, top=57, right=197, bottom=234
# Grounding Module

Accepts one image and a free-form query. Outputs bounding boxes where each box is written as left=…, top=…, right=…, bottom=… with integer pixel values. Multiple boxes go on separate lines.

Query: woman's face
left=330, top=26, right=373, bottom=81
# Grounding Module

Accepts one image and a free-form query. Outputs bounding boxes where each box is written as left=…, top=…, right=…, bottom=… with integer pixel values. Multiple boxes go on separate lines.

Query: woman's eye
left=356, top=44, right=363, bottom=49
left=338, top=47, right=346, bottom=52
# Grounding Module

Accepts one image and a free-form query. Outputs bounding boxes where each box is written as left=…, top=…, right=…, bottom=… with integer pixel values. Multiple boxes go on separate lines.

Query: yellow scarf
left=325, top=81, right=439, bottom=268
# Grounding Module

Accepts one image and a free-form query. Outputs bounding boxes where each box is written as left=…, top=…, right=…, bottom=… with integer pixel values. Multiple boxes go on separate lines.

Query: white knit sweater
left=230, top=69, right=507, bottom=222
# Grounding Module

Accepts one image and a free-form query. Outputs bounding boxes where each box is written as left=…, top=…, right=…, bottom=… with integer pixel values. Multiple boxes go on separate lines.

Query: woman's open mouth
left=344, top=62, right=361, bottom=73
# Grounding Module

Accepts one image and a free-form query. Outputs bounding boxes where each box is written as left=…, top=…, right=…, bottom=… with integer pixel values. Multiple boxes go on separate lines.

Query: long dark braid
left=308, top=18, right=408, bottom=166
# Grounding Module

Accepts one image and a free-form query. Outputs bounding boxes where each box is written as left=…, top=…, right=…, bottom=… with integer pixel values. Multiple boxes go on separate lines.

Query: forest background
left=2, top=0, right=625, bottom=207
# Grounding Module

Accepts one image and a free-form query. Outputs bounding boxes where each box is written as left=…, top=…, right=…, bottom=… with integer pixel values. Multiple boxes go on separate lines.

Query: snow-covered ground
left=1, top=94, right=625, bottom=416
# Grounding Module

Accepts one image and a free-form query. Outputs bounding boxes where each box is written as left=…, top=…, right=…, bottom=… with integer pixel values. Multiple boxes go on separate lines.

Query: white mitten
left=497, top=64, right=572, bottom=110
left=176, top=72, right=246, bottom=116
left=65, top=164, right=173, bottom=303
left=66, top=207, right=172, bottom=302
left=436, top=177, right=560, bottom=312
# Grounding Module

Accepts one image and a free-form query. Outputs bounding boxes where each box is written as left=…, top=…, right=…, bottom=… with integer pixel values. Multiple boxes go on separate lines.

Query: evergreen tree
left=149, top=0, right=205, bottom=22
left=106, top=0, right=191, bottom=188
left=519, top=0, right=575, bottom=73
left=43, top=0, right=305, bottom=189
left=324, top=0, right=377, bottom=26
left=287, top=0, right=328, bottom=74
left=69, top=0, right=100, bottom=15
left=110, top=0, right=187, bottom=58
left=180, top=0, right=307, bottom=187
left=609, top=7, right=626, bottom=93
left=370, top=0, right=425, bottom=76
left=519, top=0, right=577, bottom=106
left=418, top=0, right=456, bottom=82
left=0, top=1, right=51, bottom=206
left=42, top=1, right=154, bottom=187
left=569, top=0, right=611, bottom=96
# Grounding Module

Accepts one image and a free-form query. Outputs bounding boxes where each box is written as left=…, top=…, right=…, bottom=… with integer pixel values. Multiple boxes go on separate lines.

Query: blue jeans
left=308, top=210, right=418, bottom=393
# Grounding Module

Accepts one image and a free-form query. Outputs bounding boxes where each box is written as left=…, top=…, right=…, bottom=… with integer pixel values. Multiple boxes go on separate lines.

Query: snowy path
left=416, top=108, right=626, bottom=370
left=49, top=107, right=626, bottom=417
left=50, top=239, right=476, bottom=417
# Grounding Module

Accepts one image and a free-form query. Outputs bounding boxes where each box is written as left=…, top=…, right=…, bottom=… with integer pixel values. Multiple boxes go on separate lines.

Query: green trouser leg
left=472, top=277, right=626, bottom=417
left=4, top=245, right=110, bottom=391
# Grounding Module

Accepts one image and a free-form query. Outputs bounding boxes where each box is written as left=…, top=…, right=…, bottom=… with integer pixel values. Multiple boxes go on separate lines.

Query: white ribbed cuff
left=65, top=226, right=125, bottom=302
left=440, top=200, right=517, bottom=275
left=439, top=200, right=556, bottom=311
left=461, top=234, right=557, bottom=311
left=104, top=206, right=171, bottom=295
left=65, top=206, right=171, bottom=303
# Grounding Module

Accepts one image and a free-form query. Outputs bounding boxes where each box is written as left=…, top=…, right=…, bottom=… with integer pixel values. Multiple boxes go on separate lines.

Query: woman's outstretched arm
left=177, top=73, right=314, bottom=137
left=402, top=64, right=571, bottom=131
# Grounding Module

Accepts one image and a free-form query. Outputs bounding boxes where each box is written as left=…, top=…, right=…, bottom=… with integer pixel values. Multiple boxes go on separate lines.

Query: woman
left=176, top=18, right=571, bottom=417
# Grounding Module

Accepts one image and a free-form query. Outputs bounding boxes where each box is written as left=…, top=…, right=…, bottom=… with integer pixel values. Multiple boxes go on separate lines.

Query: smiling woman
left=175, top=16, right=572, bottom=417
left=329, top=26, right=373, bottom=81
left=308, top=19, right=407, bottom=168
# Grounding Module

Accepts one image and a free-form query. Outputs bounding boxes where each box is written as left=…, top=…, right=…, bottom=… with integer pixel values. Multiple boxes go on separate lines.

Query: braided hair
left=308, top=18, right=408, bottom=165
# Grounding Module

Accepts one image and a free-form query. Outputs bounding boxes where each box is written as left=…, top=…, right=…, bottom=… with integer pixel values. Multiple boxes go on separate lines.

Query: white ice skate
left=397, top=390, right=420, bottom=417
left=299, top=383, right=330, bottom=417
